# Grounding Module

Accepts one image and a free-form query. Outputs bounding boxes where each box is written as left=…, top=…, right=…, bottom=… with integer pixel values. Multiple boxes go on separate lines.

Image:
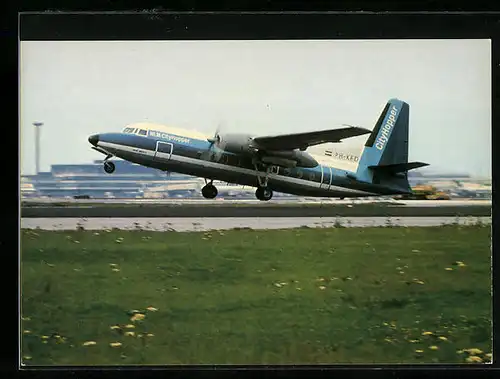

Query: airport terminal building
left=20, top=159, right=489, bottom=200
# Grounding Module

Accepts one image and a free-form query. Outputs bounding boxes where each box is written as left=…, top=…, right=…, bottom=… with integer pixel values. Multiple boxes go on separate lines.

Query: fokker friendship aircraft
left=88, top=98, right=428, bottom=201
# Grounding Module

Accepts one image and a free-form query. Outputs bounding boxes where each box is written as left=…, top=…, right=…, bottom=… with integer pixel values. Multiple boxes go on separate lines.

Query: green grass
left=20, top=225, right=492, bottom=365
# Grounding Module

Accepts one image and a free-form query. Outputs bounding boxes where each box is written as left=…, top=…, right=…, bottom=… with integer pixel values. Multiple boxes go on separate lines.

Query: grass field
left=20, top=225, right=492, bottom=365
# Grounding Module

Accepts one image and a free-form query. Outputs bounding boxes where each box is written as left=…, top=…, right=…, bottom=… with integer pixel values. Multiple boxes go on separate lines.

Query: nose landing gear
left=103, top=160, right=115, bottom=174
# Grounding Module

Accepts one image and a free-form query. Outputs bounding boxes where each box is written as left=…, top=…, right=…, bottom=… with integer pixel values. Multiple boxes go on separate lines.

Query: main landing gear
left=103, top=155, right=115, bottom=174
left=201, top=179, right=218, bottom=199
left=254, top=163, right=273, bottom=201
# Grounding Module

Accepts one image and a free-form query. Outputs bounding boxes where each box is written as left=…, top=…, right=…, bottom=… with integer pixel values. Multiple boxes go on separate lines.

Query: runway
left=21, top=216, right=491, bottom=232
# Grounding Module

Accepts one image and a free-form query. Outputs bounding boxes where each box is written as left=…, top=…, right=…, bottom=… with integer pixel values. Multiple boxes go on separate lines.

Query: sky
left=20, top=39, right=491, bottom=177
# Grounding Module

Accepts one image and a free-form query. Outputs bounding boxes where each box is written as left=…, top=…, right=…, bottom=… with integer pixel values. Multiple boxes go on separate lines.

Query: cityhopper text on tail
left=88, top=98, right=429, bottom=201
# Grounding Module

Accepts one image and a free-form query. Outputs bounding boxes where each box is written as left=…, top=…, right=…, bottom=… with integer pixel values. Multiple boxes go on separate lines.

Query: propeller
left=207, top=120, right=226, bottom=148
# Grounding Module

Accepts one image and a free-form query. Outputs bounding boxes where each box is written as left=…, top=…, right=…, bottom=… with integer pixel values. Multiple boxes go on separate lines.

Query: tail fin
left=355, top=98, right=429, bottom=193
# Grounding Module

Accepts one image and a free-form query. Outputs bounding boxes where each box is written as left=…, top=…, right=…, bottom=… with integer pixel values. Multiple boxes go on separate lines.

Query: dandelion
left=319, top=286, right=326, bottom=290
left=409, top=339, right=420, bottom=343
left=146, top=333, right=154, bottom=337
left=457, top=262, right=467, bottom=267
left=466, top=356, right=483, bottom=363
left=23, top=355, right=32, bottom=360
left=274, top=283, right=282, bottom=288
left=130, top=313, right=145, bottom=322
left=74, top=240, right=80, bottom=244
left=415, top=349, right=424, bottom=353
left=414, top=280, right=425, bottom=285
left=383, top=322, right=389, bottom=326
left=82, top=341, right=97, bottom=346
left=384, top=338, right=392, bottom=343
left=124, top=324, right=135, bottom=329
left=112, top=268, right=120, bottom=272
left=317, top=278, right=325, bottom=282
left=23, top=330, right=31, bottom=334
left=465, top=348, right=483, bottom=355
left=422, top=331, right=433, bottom=336
left=399, top=271, right=405, bottom=274
left=115, top=239, right=122, bottom=243
left=110, top=325, right=121, bottom=330
left=438, top=336, right=448, bottom=341
left=296, top=287, right=302, bottom=290
left=41, top=335, right=49, bottom=339
left=124, top=331, right=135, bottom=337
left=109, top=342, right=122, bottom=348
left=412, top=249, right=421, bottom=253
left=429, top=345, right=439, bottom=350
left=146, top=306, right=158, bottom=312
left=445, top=267, right=453, bottom=271
left=109, top=263, right=118, bottom=267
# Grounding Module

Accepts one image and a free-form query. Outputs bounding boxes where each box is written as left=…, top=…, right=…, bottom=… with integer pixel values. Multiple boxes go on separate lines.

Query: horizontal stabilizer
left=368, top=161, right=429, bottom=174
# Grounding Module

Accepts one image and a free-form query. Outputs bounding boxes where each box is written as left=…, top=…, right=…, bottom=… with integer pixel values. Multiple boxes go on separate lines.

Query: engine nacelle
left=265, top=150, right=318, bottom=168
left=217, top=133, right=255, bottom=155
left=260, top=156, right=297, bottom=168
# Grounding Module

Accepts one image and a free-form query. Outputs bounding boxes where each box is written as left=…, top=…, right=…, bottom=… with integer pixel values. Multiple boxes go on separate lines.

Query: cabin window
left=138, top=129, right=147, bottom=136
left=309, top=171, right=315, bottom=180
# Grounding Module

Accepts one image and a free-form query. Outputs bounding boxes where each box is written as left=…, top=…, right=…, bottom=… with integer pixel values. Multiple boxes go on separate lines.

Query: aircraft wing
left=252, top=126, right=371, bottom=151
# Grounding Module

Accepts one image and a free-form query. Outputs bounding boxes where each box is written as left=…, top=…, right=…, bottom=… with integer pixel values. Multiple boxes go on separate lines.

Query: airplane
left=88, top=98, right=429, bottom=201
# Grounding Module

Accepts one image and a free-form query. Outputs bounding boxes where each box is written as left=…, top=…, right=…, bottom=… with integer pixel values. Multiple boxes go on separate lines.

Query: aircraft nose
left=88, top=134, right=99, bottom=146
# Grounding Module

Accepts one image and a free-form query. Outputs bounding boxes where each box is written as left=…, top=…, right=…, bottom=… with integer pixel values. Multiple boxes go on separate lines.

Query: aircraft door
left=154, top=141, right=173, bottom=162
left=320, top=166, right=332, bottom=189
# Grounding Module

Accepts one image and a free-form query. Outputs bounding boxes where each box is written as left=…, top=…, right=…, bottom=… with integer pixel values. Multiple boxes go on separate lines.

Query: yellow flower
left=146, top=333, right=154, bottom=337
left=438, top=336, right=448, bottom=341
left=109, top=263, right=118, bottom=267
left=458, top=263, right=466, bottom=267
left=415, top=349, right=424, bottom=353
left=466, top=356, right=483, bottom=363
left=124, top=324, right=135, bottom=329
left=409, top=339, right=420, bottom=343
left=465, top=348, right=483, bottom=355
left=445, top=267, right=453, bottom=271
left=23, top=330, right=31, bottom=334
left=130, top=313, right=146, bottom=322
left=23, top=355, right=32, bottom=360
left=110, top=325, right=121, bottom=330
left=112, top=268, right=120, bottom=272
left=109, top=342, right=122, bottom=347
left=82, top=341, right=97, bottom=346
left=41, top=335, right=49, bottom=339
left=429, top=345, right=439, bottom=350
left=124, top=331, right=135, bottom=337
left=422, top=331, right=433, bottom=336
left=146, top=306, right=158, bottom=312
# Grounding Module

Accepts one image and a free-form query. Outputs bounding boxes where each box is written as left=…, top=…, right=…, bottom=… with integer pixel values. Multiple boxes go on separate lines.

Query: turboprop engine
left=208, top=132, right=318, bottom=168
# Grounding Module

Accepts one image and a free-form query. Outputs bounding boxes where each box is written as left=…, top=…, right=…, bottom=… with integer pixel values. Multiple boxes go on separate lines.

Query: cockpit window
left=138, top=129, right=147, bottom=136
left=123, top=127, right=134, bottom=133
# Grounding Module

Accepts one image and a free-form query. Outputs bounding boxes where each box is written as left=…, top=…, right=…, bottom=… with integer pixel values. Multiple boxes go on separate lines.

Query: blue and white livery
left=88, top=98, right=428, bottom=201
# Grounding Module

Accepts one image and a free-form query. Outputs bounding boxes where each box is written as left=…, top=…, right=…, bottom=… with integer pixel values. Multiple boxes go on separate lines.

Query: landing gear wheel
left=256, top=186, right=273, bottom=201
left=202, top=184, right=218, bottom=199
left=103, top=161, right=115, bottom=174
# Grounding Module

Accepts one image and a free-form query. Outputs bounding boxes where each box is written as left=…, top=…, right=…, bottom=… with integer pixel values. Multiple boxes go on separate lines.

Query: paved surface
left=21, top=204, right=491, bottom=218
left=22, top=197, right=492, bottom=206
left=20, top=216, right=492, bottom=232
